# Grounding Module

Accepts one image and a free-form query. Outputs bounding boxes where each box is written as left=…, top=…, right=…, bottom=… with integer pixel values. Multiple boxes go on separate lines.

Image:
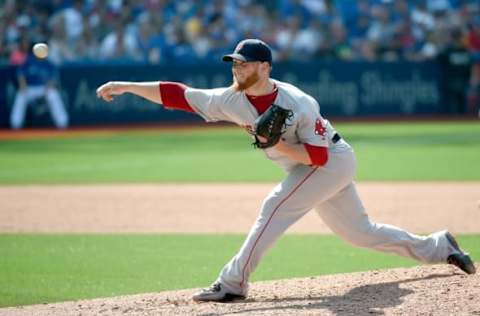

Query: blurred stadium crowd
left=1, top=0, right=480, bottom=66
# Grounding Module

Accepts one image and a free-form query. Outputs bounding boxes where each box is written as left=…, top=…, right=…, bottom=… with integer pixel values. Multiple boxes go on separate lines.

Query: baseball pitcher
left=96, top=39, right=476, bottom=302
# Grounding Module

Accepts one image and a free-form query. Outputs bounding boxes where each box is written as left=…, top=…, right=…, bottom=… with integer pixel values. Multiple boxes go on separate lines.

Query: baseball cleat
left=192, top=282, right=246, bottom=302
left=445, top=232, right=476, bottom=275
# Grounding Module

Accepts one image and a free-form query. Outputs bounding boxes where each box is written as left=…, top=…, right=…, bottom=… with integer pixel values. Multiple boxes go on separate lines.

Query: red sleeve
left=159, top=82, right=195, bottom=113
left=304, top=144, right=328, bottom=166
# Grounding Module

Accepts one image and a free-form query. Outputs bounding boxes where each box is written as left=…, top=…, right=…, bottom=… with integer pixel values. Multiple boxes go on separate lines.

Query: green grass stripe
left=0, top=121, right=479, bottom=183
left=0, top=234, right=478, bottom=307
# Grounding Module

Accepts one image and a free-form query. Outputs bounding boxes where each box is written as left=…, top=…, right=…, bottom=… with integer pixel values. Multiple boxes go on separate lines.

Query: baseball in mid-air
left=33, top=43, right=48, bottom=59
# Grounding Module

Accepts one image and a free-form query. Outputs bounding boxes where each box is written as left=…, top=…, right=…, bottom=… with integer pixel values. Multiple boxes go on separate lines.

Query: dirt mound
left=3, top=264, right=478, bottom=316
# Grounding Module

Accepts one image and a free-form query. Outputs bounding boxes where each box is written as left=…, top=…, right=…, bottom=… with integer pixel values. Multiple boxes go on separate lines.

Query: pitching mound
left=3, top=264, right=478, bottom=315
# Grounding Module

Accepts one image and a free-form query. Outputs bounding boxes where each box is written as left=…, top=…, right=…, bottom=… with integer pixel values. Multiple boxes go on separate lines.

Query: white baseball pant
left=217, top=148, right=453, bottom=296
left=10, top=86, right=69, bottom=129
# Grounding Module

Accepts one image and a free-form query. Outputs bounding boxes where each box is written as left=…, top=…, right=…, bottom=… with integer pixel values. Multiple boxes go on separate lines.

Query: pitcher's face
left=232, top=60, right=261, bottom=91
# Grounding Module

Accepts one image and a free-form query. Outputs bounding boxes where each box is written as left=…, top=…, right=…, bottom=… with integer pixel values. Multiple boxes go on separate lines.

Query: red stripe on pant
left=240, top=167, right=319, bottom=287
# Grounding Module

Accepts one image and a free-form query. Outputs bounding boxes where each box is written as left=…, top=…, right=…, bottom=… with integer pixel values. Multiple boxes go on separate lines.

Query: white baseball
left=33, top=43, right=49, bottom=59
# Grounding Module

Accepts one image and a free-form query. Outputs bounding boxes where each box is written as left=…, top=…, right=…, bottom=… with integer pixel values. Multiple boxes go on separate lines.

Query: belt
left=332, top=133, right=342, bottom=144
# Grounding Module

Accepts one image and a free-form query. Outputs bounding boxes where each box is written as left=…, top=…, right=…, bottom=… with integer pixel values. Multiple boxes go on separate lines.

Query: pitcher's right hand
left=96, top=81, right=130, bottom=102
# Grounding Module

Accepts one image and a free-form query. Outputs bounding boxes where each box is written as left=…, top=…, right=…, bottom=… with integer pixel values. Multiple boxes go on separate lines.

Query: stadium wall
left=0, top=61, right=444, bottom=128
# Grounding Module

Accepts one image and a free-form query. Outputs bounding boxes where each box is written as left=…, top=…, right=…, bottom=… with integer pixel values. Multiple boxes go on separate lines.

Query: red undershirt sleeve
left=304, top=144, right=329, bottom=166
left=159, top=81, right=195, bottom=113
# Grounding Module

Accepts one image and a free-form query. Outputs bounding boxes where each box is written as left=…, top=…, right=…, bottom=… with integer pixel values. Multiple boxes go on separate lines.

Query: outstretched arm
left=96, top=81, right=162, bottom=104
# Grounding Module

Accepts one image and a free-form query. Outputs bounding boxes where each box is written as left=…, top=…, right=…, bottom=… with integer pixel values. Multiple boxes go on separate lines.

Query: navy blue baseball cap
left=223, top=39, right=272, bottom=65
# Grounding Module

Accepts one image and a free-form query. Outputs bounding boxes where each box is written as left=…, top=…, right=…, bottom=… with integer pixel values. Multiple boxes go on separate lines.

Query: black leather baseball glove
left=253, top=104, right=293, bottom=149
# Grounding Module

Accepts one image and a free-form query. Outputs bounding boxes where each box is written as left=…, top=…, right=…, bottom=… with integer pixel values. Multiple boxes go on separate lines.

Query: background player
left=10, top=42, right=69, bottom=129
left=96, top=39, right=476, bottom=302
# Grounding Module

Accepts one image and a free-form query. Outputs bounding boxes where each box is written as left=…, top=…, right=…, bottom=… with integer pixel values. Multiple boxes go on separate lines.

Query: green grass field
left=0, top=121, right=479, bottom=307
left=1, top=234, right=478, bottom=307
left=0, top=121, right=479, bottom=183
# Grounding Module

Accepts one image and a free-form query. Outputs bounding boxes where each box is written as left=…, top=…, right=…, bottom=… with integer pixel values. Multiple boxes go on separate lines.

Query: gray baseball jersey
left=185, top=79, right=350, bottom=171
left=184, top=78, right=454, bottom=297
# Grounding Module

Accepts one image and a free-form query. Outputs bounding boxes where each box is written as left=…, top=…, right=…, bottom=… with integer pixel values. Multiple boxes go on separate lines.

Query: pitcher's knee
left=341, top=220, right=381, bottom=248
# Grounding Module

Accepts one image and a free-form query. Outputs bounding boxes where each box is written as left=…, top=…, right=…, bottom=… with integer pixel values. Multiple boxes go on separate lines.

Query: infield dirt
left=1, top=182, right=479, bottom=234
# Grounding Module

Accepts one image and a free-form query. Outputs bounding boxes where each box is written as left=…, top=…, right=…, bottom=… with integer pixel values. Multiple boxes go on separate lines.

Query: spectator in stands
left=393, top=18, right=417, bottom=60
left=427, top=0, right=451, bottom=14
left=350, top=13, right=370, bottom=42
left=88, top=2, right=114, bottom=43
left=48, top=14, right=76, bottom=65
left=9, top=33, right=30, bottom=65
left=165, top=21, right=197, bottom=63
left=274, top=15, right=302, bottom=61
left=62, top=0, right=83, bottom=41
left=2, top=2, right=24, bottom=62
left=0, top=0, right=479, bottom=66
left=328, top=19, right=353, bottom=60
left=350, top=14, right=376, bottom=61
left=99, top=19, right=142, bottom=62
left=75, top=15, right=100, bottom=62
left=10, top=42, right=69, bottom=129
left=417, top=31, right=439, bottom=60
left=204, top=13, right=234, bottom=61
left=367, top=4, right=398, bottom=61
left=466, top=15, right=480, bottom=116
left=144, top=12, right=167, bottom=64
left=278, top=0, right=313, bottom=27
left=411, top=0, right=436, bottom=32
left=392, top=0, right=411, bottom=22
left=291, top=19, right=325, bottom=61
left=185, top=7, right=213, bottom=61
left=437, top=28, right=472, bottom=114
left=135, top=14, right=155, bottom=62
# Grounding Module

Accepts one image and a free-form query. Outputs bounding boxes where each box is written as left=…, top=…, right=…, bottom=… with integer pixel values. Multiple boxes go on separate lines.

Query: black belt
left=332, top=133, right=341, bottom=144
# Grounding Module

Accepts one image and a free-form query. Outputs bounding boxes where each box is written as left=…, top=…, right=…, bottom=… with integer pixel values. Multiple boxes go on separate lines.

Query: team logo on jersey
left=315, top=119, right=326, bottom=137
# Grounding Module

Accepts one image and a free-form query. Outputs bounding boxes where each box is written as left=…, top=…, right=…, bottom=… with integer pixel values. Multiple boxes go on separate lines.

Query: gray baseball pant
left=217, top=148, right=452, bottom=296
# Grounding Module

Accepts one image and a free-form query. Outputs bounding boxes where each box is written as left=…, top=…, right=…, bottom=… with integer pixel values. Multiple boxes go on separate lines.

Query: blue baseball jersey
left=17, top=55, right=57, bottom=86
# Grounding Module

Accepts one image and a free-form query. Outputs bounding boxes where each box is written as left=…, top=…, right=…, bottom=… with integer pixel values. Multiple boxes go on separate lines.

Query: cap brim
left=222, top=54, right=247, bottom=62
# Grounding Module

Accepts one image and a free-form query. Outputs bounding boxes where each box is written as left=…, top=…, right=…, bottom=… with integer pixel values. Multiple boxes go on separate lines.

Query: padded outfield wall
left=0, top=61, right=444, bottom=128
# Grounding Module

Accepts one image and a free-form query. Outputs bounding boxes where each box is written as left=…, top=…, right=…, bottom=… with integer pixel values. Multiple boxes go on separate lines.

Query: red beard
left=233, top=72, right=260, bottom=91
